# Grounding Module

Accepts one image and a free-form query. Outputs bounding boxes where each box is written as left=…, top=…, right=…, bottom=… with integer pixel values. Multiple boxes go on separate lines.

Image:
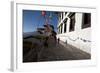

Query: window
left=69, top=13, right=75, bottom=32
left=65, top=12, right=67, bottom=15
left=82, top=13, right=91, bottom=29
left=61, top=24, right=63, bottom=33
left=64, top=18, right=67, bottom=33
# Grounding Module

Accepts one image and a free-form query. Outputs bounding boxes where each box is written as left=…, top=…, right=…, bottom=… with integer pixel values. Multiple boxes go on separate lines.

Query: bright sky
left=23, top=10, right=59, bottom=33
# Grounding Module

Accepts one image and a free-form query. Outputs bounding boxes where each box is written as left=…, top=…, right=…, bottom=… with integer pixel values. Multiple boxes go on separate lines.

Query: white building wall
left=57, top=12, right=91, bottom=54
left=75, top=13, right=82, bottom=31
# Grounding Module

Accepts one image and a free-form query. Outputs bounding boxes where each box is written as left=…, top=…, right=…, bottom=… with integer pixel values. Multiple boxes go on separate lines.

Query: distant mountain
left=23, top=31, right=40, bottom=38
left=23, top=31, right=48, bottom=39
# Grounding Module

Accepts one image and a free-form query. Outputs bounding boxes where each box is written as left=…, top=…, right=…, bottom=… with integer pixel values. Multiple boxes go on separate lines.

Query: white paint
left=57, top=12, right=91, bottom=53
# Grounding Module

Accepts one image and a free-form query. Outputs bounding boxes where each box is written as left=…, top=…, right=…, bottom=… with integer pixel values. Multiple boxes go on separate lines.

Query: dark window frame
left=64, top=18, right=67, bottom=33
left=61, top=24, right=63, bottom=33
left=82, top=13, right=91, bottom=29
left=65, top=12, right=67, bottom=15
left=69, top=13, right=75, bottom=32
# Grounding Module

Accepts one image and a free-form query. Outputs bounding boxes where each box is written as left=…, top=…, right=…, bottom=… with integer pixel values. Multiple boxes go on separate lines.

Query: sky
left=23, top=10, right=59, bottom=33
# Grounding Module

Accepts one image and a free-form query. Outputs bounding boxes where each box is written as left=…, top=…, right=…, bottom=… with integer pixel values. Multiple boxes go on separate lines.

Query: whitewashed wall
left=57, top=13, right=91, bottom=54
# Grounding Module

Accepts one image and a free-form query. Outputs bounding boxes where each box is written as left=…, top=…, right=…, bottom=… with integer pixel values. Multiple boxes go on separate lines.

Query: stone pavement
left=38, top=41, right=90, bottom=62
left=23, top=40, right=91, bottom=62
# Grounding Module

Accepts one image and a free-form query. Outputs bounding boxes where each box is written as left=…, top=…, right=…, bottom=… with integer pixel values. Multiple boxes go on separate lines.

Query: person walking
left=58, top=38, right=60, bottom=44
